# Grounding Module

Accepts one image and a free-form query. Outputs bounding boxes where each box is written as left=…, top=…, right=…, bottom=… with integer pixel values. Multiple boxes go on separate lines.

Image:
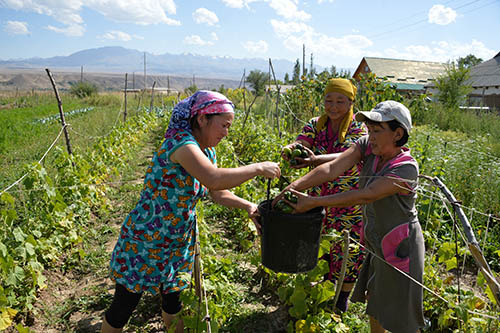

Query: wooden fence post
left=332, top=230, right=350, bottom=308
left=45, top=68, right=73, bottom=156
left=124, top=73, right=128, bottom=122
left=269, top=59, right=281, bottom=137
left=150, top=81, right=157, bottom=111
left=426, top=176, right=500, bottom=306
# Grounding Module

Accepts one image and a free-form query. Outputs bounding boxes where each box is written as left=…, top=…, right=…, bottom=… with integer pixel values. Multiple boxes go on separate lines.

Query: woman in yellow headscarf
left=281, top=78, right=366, bottom=312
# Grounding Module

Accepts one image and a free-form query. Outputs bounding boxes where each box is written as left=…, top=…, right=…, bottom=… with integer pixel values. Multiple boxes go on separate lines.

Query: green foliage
left=458, top=54, right=483, bottom=68
left=246, top=70, right=268, bottom=96
left=0, top=109, right=164, bottom=330
left=435, top=62, right=471, bottom=109
left=184, top=84, right=198, bottom=95
left=69, top=81, right=98, bottom=98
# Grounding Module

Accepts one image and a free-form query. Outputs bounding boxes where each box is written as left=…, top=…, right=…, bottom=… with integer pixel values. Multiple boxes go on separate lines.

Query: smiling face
left=324, top=92, right=353, bottom=125
left=366, top=121, right=403, bottom=156
left=197, top=112, right=234, bottom=148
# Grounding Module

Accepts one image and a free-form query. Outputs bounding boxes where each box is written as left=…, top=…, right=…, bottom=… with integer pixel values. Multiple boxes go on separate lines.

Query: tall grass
left=0, top=91, right=172, bottom=189
left=411, top=102, right=500, bottom=156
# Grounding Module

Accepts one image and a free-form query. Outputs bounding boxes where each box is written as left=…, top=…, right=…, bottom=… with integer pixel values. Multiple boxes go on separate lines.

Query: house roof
left=387, top=82, right=425, bottom=91
left=357, top=57, right=447, bottom=84
left=467, top=52, right=500, bottom=89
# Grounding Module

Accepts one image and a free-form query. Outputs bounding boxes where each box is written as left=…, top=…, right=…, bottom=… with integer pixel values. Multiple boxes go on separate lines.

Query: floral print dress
left=109, top=129, right=214, bottom=295
left=297, top=115, right=366, bottom=282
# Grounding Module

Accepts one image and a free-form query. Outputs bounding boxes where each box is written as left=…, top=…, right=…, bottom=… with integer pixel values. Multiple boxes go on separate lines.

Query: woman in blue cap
left=277, top=100, right=424, bottom=333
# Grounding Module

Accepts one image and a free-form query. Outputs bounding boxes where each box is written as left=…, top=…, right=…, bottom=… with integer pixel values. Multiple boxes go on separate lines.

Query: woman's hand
left=271, top=182, right=296, bottom=207
left=258, top=162, right=281, bottom=179
left=245, top=203, right=262, bottom=235
left=290, top=145, right=317, bottom=169
left=286, top=188, right=317, bottom=213
left=281, top=143, right=296, bottom=161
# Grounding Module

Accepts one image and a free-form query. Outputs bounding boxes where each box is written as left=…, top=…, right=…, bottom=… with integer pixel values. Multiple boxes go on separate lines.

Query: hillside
left=0, top=68, right=241, bottom=92
left=0, top=46, right=303, bottom=81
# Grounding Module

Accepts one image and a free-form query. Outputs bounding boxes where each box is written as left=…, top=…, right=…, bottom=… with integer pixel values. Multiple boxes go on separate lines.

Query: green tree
left=457, top=54, right=483, bottom=68
left=284, top=73, right=290, bottom=84
left=69, top=81, right=98, bottom=98
left=184, top=84, right=198, bottom=95
left=246, top=69, right=268, bottom=96
left=435, top=62, right=471, bottom=109
left=292, top=59, right=301, bottom=84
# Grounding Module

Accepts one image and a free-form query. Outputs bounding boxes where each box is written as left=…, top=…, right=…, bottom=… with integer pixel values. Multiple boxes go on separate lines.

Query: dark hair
left=387, top=120, right=409, bottom=146
left=365, top=119, right=409, bottom=147
left=190, top=113, right=218, bottom=131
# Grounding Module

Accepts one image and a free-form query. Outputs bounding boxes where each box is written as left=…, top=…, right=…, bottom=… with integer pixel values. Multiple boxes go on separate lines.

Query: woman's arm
left=294, top=151, right=341, bottom=168
left=289, top=175, right=411, bottom=213
left=171, top=144, right=280, bottom=191
left=209, top=189, right=261, bottom=233
left=289, top=144, right=361, bottom=192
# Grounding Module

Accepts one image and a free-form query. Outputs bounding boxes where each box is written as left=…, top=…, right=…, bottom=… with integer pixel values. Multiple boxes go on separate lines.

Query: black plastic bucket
left=258, top=199, right=324, bottom=273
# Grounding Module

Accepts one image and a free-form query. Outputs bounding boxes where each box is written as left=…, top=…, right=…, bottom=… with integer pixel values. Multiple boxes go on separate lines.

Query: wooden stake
left=425, top=175, right=500, bottom=306
left=124, top=73, right=128, bottom=122
left=332, top=230, right=350, bottom=308
left=45, top=68, right=73, bottom=156
left=150, top=81, right=156, bottom=111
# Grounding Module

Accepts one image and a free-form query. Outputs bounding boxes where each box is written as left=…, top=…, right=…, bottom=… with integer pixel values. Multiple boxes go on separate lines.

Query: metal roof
left=387, top=82, right=425, bottom=91
left=363, top=57, right=446, bottom=84
left=467, top=52, right=500, bottom=89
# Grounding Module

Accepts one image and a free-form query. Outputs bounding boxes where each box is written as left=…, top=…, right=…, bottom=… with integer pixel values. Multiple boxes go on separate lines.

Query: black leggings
left=104, top=283, right=182, bottom=329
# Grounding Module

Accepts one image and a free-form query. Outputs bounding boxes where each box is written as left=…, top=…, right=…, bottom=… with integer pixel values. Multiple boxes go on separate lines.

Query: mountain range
left=0, top=46, right=302, bottom=81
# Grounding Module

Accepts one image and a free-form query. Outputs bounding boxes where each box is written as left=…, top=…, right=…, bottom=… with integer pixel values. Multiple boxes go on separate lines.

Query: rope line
left=66, top=97, right=125, bottom=140
left=414, top=128, right=500, bottom=164
left=0, top=124, right=67, bottom=196
left=343, top=235, right=499, bottom=321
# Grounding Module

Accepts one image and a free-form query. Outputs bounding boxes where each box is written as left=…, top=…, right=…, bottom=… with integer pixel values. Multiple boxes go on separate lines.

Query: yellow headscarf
left=316, top=78, right=357, bottom=143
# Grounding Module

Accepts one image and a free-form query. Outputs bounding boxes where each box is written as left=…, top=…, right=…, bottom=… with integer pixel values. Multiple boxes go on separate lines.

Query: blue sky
left=0, top=0, right=498, bottom=70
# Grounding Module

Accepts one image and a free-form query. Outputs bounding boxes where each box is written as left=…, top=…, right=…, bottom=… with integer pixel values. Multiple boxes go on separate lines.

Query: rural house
left=466, top=51, right=500, bottom=110
left=353, top=57, right=446, bottom=95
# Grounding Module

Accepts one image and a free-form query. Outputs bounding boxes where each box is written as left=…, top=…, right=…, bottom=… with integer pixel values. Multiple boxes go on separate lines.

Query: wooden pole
left=150, top=81, right=157, bottom=111
left=242, top=95, right=258, bottom=130
left=269, top=58, right=281, bottom=137
left=144, top=52, right=146, bottom=90
left=124, top=73, right=128, bottom=122
left=45, top=68, right=73, bottom=156
left=332, top=230, right=350, bottom=308
left=426, top=176, right=500, bottom=306
left=243, top=69, right=247, bottom=113
left=80, top=65, right=83, bottom=82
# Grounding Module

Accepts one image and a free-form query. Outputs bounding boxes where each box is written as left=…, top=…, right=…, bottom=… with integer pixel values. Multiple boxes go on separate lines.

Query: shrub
left=69, top=81, right=98, bottom=98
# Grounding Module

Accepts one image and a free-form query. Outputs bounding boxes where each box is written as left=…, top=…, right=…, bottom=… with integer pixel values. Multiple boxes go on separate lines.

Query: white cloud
left=271, top=19, right=314, bottom=38
left=183, top=35, right=214, bottom=46
left=221, top=0, right=310, bottom=20
left=4, top=20, right=30, bottom=35
left=211, top=32, right=218, bottom=41
left=87, top=0, right=180, bottom=26
left=47, top=24, right=85, bottom=36
left=428, top=4, right=457, bottom=25
left=318, top=0, right=334, bottom=3
left=269, top=0, right=310, bottom=21
left=192, top=8, right=218, bottom=26
left=221, top=0, right=259, bottom=9
left=384, top=39, right=496, bottom=63
left=0, top=0, right=180, bottom=38
left=243, top=40, right=268, bottom=53
left=271, top=19, right=372, bottom=62
left=98, top=30, right=133, bottom=41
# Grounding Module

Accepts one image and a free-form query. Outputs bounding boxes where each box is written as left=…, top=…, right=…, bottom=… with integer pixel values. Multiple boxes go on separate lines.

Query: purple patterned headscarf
left=165, top=90, right=234, bottom=138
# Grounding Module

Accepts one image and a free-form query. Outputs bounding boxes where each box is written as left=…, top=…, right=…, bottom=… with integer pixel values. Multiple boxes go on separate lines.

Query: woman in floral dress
left=101, top=91, right=281, bottom=332
left=281, top=78, right=366, bottom=312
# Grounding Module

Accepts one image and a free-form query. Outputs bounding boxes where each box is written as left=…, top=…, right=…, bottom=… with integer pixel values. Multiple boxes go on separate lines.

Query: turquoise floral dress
left=109, top=129, right=215, bottom=295
left=297, top=115, right=366, bottom=282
